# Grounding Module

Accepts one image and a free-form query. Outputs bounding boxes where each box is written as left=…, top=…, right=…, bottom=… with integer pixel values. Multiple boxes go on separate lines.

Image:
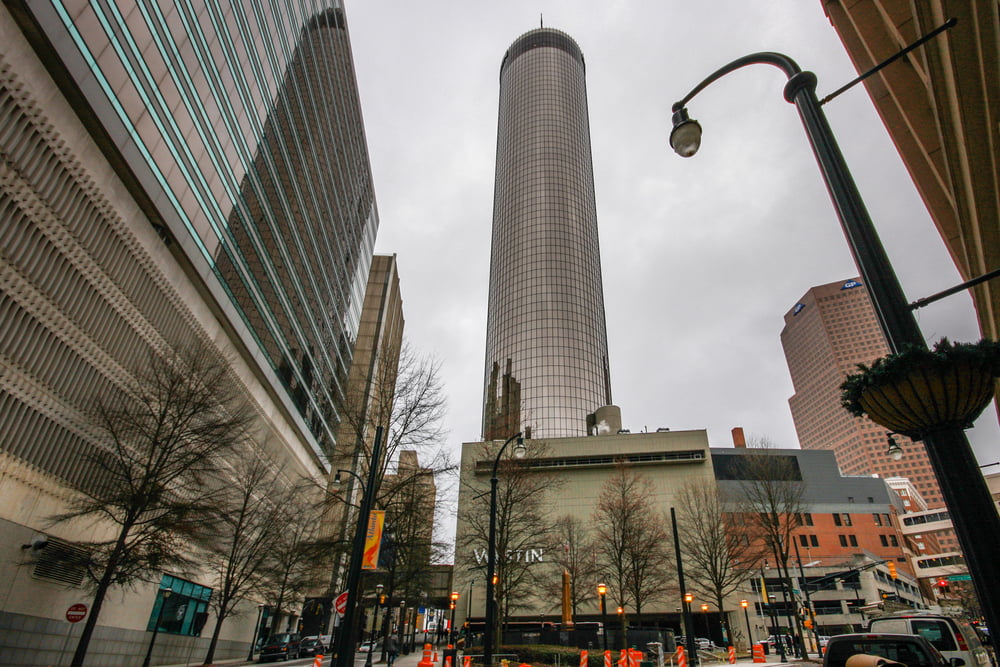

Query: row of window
left=796, top=512, right=894, bottom=527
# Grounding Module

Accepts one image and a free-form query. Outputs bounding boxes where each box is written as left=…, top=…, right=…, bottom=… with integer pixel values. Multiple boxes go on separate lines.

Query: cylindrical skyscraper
left=482, top=28, right=612, bottom=441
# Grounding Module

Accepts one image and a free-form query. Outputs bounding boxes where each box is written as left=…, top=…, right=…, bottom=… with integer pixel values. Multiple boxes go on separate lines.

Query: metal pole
left=599, top=592, right=608, bottom=653
left=335, top=426, right=385, bottom=667
left=671, top=49, right=1000, bottom=641
left=248, top=604, right=264, bottom=661
left=741, top=603, right=752, bottom=648
left=793, top=541, right=820, bottom=657
left=366, top=595, right=382, bottom=667
left=671, top=508, right=699, bottom=666
left=142, top=589, right=171, bottom=667
left=484, top=433, right=523, bottom=667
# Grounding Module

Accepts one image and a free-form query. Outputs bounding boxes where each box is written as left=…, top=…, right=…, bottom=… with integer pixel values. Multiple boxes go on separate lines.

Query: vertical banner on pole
left=361, top=510, right=385, bottom=569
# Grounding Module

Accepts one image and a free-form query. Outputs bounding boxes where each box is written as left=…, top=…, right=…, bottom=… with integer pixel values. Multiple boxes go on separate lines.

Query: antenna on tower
left=540, top=14, right=543, bottom=28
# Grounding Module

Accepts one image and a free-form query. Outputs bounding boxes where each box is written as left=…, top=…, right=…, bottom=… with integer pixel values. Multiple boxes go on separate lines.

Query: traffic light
left=887, top=561, right=898, bottom=579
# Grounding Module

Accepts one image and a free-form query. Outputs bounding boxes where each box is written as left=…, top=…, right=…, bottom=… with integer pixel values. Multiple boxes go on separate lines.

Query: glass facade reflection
left=483, top=28, right=612, bottom=440
left=15, top=0, right=377, bottom=458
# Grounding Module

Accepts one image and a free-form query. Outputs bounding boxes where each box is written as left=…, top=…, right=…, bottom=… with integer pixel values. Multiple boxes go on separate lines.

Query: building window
left=147, top=575, right=212, bottom=636
left=849, top=535, right=858, bottom=547
left=803, top=513, right=813, bottom=526
left=873, top=513, right=882, bottom=526
left=811, top=535, right=819, bottom=547
left=880, top=535, right=889, bottom=547
left=833, top=514, right=842, bottom=526
left=839, top=535, right=848, bottom=547
left=890, top=535, right=898, bottom=547
left=799, top=535, right=809, bottom=547
left=842, top=513, right=853, bottom=526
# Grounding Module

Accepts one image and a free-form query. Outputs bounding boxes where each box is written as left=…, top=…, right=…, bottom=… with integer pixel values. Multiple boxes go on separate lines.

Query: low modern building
left=453, top=426, right=916, bottom=648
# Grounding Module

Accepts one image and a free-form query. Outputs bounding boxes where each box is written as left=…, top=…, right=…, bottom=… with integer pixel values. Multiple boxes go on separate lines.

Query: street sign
left=947, top=574, right=972, bottom=581
left=66, top=603, right=88, bottom=623
left=334, top=591, right=348, bottom=615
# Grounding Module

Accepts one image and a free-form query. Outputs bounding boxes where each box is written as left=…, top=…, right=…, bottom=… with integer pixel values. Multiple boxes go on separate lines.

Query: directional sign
left=947, top=574, right=972, bottom=582
left=66, top=603, right=88, bottom=623
left=334, top=591, right=349, bottom=615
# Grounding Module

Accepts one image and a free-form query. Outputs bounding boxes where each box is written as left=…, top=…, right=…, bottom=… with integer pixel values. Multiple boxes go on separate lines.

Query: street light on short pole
left=449, top=591, right=460, bottom=646
left=597, top=583, right=608, bottom=653
left=741, top=600, right=752, bottom=651
left=617, top=606, right=625, bottom=650
left=484, top=432, right=526, bottom=667
left=247, top=603, right=265, bottom=661
left=142, top=587, right=172, bottom=667
left=668, top=33, right=1000, bottom=637
left=700, top=603, right=709, bottom=642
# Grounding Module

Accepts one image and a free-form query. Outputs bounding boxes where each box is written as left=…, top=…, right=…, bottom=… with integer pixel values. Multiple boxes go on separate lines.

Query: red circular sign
left=334, top=592, right=348, bottom=615
left=66, top=603, right=88, bottom=623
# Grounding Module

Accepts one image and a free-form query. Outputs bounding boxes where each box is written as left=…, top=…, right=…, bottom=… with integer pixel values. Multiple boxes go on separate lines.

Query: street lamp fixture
left=364, top=584, right=385, bottom=667
left=142, top=587, right=172, bottom=667
left=669, top=44, right=1000, bottom=638
left=886, top=434, right=904, bottom=461
left=597, top=583, right=608, bottom=652
left=333, top=426, right=385, bottom=667
left=484, top=432, right=525, bottom=667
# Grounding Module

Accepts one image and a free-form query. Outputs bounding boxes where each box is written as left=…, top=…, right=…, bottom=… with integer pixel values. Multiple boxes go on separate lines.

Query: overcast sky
left=344, top=2, right=1000, bottom=488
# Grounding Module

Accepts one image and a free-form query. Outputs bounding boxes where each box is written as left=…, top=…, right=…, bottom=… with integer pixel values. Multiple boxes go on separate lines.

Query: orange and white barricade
left=313, top=655, right=324, bottom=667
left=580, top=650, right=589, bottom=667
left=752, top=644, right=766, bottom=663
left=628, top=649, right=641, bottom=667
left=419, top=644, right=434, bottom=667
left=676, top=646, right=687, bottom=667
left=728, top=646, right=736, bottom=664
left=463, top=657, right=472, bottom=667
left=604, top=650, right=612, bottom=667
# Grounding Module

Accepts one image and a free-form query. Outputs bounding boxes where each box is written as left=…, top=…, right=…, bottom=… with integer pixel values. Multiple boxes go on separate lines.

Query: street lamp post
left=700, top=604, right=709, bottom=643
left=766, top=595, right=785, bottom=663
left=740, top=600, right=752, bottom=651
left=449, top=591, right=460, bottom=645
left=484, top=432, right=525, bottom=667
left=334, top=426, right=385, bottom=667
left=617, top=606, right=626, bottom=650
left=365, top=585, right=384, bottom=667
left=247, top=604, right=265, bottom=661
left=671, top=508, right=699, bottom=666
left=142, top=587, right=172, bottom=667
left=669, top=49, right=1000, bottom=639
left=597, top=583, right=608, bottom=653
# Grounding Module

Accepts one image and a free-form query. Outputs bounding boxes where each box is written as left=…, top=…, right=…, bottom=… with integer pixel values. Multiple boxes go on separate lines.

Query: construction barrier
left=728, top=646, right=736, bottom=664
left=676, top=646, right=687, bottom=667
left=628, top=649, right=641, bottom=667
left=445, top=656, right=452, bottom=667
left=605, top=650, right=612, bottom=667
left=463, top=657, right=472, bottom=667
left=313, top=655, right=324, bottom=667
left=752, top=645, right=766, bottom=663
left=580, top=650, right=589, bottom=667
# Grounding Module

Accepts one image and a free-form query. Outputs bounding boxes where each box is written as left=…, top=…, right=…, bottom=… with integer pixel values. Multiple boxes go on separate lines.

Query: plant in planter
left=840, top=338, right=1000, bottom=440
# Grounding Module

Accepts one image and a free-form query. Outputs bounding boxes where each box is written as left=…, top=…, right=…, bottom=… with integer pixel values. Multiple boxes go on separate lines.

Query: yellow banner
left=362, top=510, right=385, bottom=570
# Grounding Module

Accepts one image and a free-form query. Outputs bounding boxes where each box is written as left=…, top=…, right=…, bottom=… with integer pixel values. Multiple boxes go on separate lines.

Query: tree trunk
left=203, top=610, right=227, bottom=665
left=71, top=531, right=129, bottom=667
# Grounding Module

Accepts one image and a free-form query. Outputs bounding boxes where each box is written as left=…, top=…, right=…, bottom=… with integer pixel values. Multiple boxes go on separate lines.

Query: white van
left=867, top=613, right=990, bottom=667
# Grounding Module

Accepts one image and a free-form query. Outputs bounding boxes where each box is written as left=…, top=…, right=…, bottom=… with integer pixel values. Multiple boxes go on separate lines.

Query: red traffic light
left=937, top=579, right=948, bottom=587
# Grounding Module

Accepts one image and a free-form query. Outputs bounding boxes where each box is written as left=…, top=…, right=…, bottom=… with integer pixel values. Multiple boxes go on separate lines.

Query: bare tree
left=673, top=481, right=766, bottom=645
left=49, top=345, right=256, bottom=667
left=200, top=457, right=292, bottom=664
left=540, top=515, right=600, bottom=617
left=736, top=438, right=808, bottom=656
left=592, top=461, right=673, bottom=623
left=456, top=440, right=557, bottom=639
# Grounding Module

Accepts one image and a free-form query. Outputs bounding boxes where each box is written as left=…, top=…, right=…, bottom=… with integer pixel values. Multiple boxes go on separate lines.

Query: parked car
left=823, top=633, right=953, bottom=667
left=867, top=613, right=989, bottom=667
left=259, top=633, right=301, bottom=662
left=299, top=636, right=325, bottom=657
left=695, top=638, right=717, bottom=650
left=359, top=639, right=382, bottom=652
left=760, top=635, right=795, bottom=651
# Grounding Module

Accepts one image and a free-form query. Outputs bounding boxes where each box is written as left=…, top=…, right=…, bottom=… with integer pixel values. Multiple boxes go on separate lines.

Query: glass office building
left=0, top=1, right=376, bottom=659
left=2, top=1, right=375, bottom=470
left=483, top=28, right=612, bottom=440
